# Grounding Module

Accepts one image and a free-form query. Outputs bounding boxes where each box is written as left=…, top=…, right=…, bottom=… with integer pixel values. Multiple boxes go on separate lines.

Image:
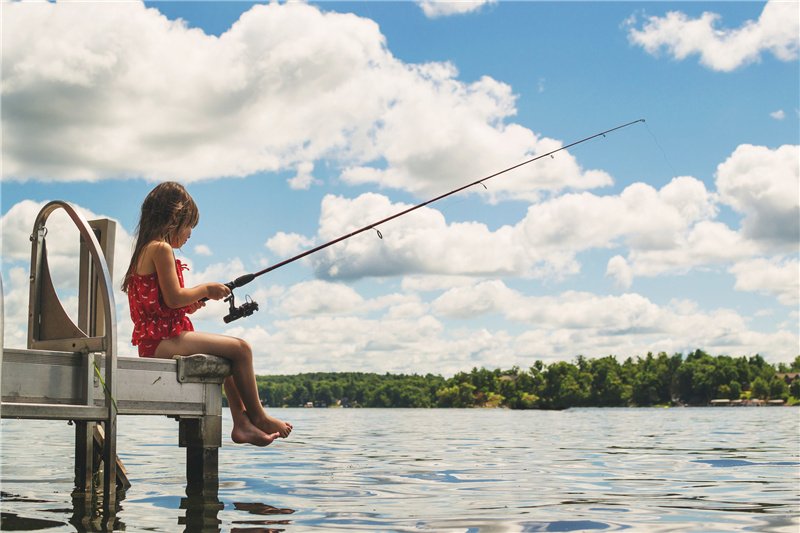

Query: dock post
left=175, top=354, right=229, bottom=497
left=176, top=354, right=230, bottom=531
left=179, top=416, right=222, bottom=498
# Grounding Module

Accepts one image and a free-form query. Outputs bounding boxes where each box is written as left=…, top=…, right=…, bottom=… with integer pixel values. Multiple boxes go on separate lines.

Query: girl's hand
left=187, top=301, right=206, bottom=314
left=205, top=282, right=231, bottom=301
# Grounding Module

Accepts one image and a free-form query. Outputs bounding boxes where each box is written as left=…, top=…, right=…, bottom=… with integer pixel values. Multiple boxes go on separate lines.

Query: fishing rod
left=213, top=119, right=645, bottom=323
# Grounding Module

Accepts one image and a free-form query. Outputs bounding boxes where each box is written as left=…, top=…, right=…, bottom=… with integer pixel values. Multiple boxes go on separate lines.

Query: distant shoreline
left=251, top=352, right=800, bottom=410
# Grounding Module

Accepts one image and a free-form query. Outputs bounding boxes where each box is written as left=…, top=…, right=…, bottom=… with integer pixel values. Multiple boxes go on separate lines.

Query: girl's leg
left=223, top=376, right=278, bottom=446
left=155, top=331, right=292, bottom=440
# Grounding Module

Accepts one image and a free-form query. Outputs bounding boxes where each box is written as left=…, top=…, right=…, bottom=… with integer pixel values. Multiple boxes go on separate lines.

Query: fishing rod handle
left=199, top=273, right=256, bottom=302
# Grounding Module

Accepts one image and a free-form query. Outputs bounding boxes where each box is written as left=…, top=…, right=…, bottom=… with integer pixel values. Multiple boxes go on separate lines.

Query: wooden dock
left=0, top=200, right=231, bottom=527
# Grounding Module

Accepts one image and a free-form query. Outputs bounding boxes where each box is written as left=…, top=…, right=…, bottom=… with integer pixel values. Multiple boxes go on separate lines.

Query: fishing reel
left=223, top=290, right=259, bottom=324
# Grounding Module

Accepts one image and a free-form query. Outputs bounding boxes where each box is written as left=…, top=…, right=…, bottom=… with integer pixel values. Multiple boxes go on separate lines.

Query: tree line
left=251, top=351, right=800, bottom=409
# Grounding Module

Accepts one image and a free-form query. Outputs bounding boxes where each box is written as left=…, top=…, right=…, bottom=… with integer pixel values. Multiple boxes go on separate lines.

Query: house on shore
left=774, top=373, right=800, bottom=385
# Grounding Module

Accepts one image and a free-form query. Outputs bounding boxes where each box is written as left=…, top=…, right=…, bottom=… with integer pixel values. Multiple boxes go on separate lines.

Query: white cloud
left=416, top=0, right=497, bottom=19
left=729, top=257, right=800, bottom=306
left=716, top=144, right=799, bottom=248
left=604, top=145, right=798, bottom=286
left=230, top=280, right=798, bottom=374
left=287, top=161, right=320, bottom=190
left=623, top=220, right=756, bottom=278
left=265, top=232, right=316, bottom=258
left=431, top=280, right=518, bottom=319
left=292, top=162, right=794, bottom=289
left=276, top=280, right=365, bottom=317
left=307, top=192, right=525, bottom=280
left=626, top=1, right=800, bottom=71
left=770, top=109, right=786, bottom=120
left=193, top=244, right=213, bottom=256
left=518, top=176, right=717, bottom=253
left=606, top=255, right=633, bottom=290
left=2, top=1, right=603, bottom=201
left=436, top=282, right=798, bottom=360
left=4, top=194, right=797, bottom=371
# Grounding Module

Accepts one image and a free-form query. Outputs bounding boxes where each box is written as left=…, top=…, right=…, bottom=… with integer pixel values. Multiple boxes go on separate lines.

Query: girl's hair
left=122, top=181, right=199, bottom=292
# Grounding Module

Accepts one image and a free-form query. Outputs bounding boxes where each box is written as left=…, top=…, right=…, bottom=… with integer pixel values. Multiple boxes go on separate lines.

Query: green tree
left=541, top=361, right=588, bottom=409
left=436, top=385, right=458, bottom=407
left=588, top=356, right=628, bottom=406
left=751, top=377, right=769, bottom=400
left=316, top=383, right=334, bottom=406
left=716, top=384, right=731, bottom=400
left=768, top=377, right=789, bottom=401
left=790, top=379, right=800, bottom=399
left=675, top=354, right=718, bottom=405
left=728, top=380, right=742, bottom=400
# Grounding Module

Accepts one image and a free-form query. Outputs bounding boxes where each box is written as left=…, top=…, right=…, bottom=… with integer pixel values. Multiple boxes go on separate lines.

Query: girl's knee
left=233, top=337, right=252, bottom=360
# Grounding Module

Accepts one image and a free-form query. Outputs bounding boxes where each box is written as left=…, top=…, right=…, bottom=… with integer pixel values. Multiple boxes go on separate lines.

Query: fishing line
left=644, top=120, right=678, bottom=180
left=751, top=292, right=780, bottom=328
left=207, top=119, right=646, bottom=323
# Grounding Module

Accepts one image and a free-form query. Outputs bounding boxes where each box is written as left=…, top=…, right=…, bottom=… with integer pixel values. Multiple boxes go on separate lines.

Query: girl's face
left=170, top=226, right=192, bottom=249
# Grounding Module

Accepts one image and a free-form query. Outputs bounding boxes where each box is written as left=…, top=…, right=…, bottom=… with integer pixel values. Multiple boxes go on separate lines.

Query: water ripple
left=2, top=408, right=798, bottom=532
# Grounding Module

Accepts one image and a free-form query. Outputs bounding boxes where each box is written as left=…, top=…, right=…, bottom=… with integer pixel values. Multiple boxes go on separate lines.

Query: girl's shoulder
left=137, top=240, right=174, bottom=276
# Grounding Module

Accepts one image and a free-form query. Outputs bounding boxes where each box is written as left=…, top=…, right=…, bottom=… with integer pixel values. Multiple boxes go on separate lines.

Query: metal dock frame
left=0, top=200, right=231, bottom=522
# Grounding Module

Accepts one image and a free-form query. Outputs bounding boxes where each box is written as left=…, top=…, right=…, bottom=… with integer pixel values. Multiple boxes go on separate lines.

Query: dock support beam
left=180, top=416, right=223, bottom=498
left=176, top=354, right=229, bottom=531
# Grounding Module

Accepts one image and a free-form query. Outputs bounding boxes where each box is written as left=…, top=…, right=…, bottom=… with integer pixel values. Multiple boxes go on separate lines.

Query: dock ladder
left=1, top=200, right=231, bottom=525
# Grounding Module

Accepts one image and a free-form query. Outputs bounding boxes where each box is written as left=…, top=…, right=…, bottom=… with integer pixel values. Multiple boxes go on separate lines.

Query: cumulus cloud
left=600, top=144, right=797, bottom=295
left=416, top=0, right=497, bottom=19
left=770, top=110, right=786, bottom=120
left=234, top=279, right=798, bottom=374
left=287, top=162, right=320, bottom=190
left=606, top=255, right=633, bottom=290
left=265, top=232, right=316, bottom=258
left=626, top=1, right=800, bottom=71
left=307, top=192, right=525, bottom=280
left=729, top=257, right=800, bottom=306
left=193, top=244, right=213, bottom=256
left=716, top=144, right=799, bottom=248
left=3, top=195, right=796, bottom=371
left=292, top=163, right=794, bottom=290
left=276, top=280, right=366, bottom=317
left=433, top=282, right=797, bottom=358
left=2, top=1, right=603, bottom=201
left=518, top=176, right=717, bottom=253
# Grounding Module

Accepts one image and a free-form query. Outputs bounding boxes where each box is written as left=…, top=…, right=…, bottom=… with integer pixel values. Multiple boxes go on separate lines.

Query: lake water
left=2, top=407, right=799, bottom=532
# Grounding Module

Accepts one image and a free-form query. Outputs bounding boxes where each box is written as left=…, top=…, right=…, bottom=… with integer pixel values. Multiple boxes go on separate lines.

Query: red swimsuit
left=128, top=259, right=194, bottom=357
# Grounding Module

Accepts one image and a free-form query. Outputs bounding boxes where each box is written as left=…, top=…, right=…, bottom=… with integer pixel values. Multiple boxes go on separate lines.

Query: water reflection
left=2, top=409, right=799, bottom=532
left=70, top=490, right=125, bottom=532
left=178, top=495, right=223, bottom=532
left=0, top=490, right=124, bottom=533
left=0, top=473, right=299, bottom=533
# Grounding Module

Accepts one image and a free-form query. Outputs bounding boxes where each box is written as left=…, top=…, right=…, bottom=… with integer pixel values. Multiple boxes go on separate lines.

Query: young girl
left=122, top=181, right=291, bottom=446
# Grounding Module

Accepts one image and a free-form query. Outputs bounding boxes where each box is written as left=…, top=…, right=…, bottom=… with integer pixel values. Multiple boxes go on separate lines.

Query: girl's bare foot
left=231, top=419, right=280, bottom=447
left=252, top=412, right=292, bottom=438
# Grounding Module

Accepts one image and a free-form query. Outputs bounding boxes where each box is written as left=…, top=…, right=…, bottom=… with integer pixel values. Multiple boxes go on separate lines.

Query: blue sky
left=2, top=0, right=798, bottom=376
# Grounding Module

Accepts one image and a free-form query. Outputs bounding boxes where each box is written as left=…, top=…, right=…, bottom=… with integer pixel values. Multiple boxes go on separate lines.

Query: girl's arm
left=150, top=241, right=230, bottom=308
